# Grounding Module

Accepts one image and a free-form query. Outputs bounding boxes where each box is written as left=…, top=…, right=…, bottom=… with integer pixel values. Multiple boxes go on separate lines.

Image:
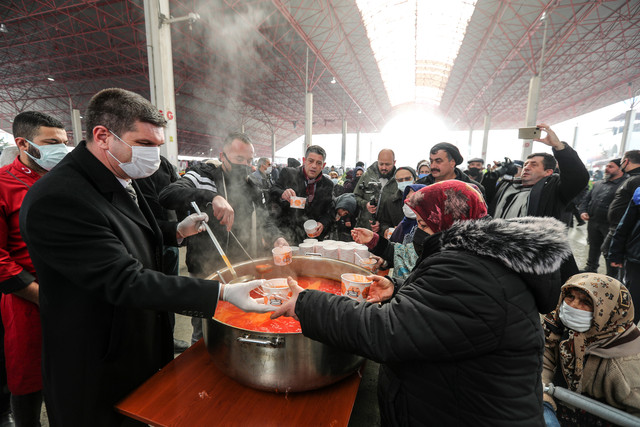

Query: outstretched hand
left=270, top=277, right=304, bottom=320
left=221, top=279, right=276, bottom=313
left=351, top=227, right=375, bottom=244
left=534, top=123, right=564, bottom=150
left=366, top=275, right=394, bottom=303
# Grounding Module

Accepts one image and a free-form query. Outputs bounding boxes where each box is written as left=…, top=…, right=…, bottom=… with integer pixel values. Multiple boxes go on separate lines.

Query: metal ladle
left=190, top=201, right=239, bottom=281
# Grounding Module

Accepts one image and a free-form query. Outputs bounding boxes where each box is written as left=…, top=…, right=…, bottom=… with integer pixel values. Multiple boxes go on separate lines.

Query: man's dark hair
left=305, top=145, right=326, bottom=161
left=223, top=132, right=252, bottom=149
left=623, top=150, right=640, bottom=164
left=527, top=152, right=557, bottom=171
left=85, top=88, right=167, bottom=142
left=257, top=157, right=270, bottom=167
left=355, top=161, right=365, bottom=168
left=12, top=111, right=65, bottom=141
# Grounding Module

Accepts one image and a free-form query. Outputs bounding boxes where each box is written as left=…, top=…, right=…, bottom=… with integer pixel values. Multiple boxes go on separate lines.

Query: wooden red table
left=115, top=340, right=363, bottom=426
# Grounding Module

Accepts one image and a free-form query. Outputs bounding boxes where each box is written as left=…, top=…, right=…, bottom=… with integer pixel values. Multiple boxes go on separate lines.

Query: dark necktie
left=125, top=182, right=139, bottom=206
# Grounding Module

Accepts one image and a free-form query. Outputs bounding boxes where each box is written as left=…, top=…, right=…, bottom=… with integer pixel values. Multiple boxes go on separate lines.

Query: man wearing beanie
left=578, top=158, right=626, bottom=274
left=416, top=142, right=486, bottom=196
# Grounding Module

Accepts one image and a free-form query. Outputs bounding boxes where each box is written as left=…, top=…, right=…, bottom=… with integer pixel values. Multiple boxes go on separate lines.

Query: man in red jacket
left=0, top=111, right=68, bottom=425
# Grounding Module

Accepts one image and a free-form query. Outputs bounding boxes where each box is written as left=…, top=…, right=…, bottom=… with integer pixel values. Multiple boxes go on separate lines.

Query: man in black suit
left=19, top=88, right=272, bottom=426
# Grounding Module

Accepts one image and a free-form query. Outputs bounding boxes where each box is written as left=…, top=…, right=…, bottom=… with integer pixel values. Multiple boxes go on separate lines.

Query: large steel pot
left=203, top=256, right=368, bottom=392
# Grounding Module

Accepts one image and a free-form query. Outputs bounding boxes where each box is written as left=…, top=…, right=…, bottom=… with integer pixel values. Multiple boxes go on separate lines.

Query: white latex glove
left=221, top=279, right=276, bottom=313
left=177, top=213, right=209, bottom=239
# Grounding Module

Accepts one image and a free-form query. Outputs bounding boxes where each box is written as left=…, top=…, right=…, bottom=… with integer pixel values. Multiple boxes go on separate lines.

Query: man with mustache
left=415, top=142, right=485, bottom=196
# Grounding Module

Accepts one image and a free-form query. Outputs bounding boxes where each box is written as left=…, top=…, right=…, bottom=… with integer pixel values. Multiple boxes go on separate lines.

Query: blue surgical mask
left=397, top=180, right=413, bottom=192
left=25, top=140, right=69, bottom=171
left=418, top=173, right=429, bottom=179
left=331, top=178, right=339, bottom=184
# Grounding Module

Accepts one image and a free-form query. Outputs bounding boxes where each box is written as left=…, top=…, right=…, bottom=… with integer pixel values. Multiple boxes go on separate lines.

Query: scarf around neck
left=303, top=167, right=322, bottom=203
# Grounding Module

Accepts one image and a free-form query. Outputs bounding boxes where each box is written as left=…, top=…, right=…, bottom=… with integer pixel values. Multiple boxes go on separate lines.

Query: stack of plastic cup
left=303, top=238, right=318, bottom=246
left=323, top=244, right=339, bottom=259
left=298, top=242, right=314, bottom=255
left=290, top=246, right=300, bottom=256
left=313, top=240, right=325, bottom=255
left=354, top=244, right=370, bottom=262
left=338, top=242, right=355, bottom=264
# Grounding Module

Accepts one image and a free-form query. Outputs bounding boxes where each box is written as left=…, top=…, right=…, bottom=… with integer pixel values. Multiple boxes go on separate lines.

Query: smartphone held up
left=518, top=126, right=541, bottom=140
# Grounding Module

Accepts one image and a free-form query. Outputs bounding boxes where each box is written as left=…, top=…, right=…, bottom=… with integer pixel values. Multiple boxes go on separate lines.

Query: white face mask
left=397, top=180, right=413, bottom=193
left=25, top=139, right=69, bottom=171
left=107, top=129, right=160, bottom=179
left=402, top=204, right=416, bottom=219
left=266, top=166, right=273, bottom=174
left=559, top=301, right=593, bottom=332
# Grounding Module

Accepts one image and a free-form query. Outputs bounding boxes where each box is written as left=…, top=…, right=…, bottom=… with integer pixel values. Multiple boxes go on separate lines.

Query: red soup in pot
left=214, top=277, right=341, bottom=333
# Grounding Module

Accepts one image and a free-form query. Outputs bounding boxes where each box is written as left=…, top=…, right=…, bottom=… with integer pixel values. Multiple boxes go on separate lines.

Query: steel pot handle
left=237, top=334, right=284, bottom=347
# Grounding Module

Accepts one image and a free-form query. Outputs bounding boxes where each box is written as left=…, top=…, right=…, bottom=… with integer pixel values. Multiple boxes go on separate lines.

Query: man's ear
left=14, top=137, right=28, bottom=152
left=92, top=126, right=110, bottom=149
left=544, top=169, right=554, bottom=177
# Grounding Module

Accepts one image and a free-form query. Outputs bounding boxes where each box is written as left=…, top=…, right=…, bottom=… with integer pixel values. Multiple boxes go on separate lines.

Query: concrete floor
left=37, top=221, right=596, bottom=426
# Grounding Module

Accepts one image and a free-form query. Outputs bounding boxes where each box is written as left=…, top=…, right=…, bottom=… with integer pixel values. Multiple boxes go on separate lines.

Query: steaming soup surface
left=214, top=277, right=340, bottom=333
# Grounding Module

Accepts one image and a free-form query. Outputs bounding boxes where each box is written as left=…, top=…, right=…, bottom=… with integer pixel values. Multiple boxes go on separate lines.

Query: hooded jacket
left=294, top=216, right=569, bottom=426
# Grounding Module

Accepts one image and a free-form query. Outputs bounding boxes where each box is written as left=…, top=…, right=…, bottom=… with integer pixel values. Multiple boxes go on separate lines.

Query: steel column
left=521, top=75, right=541, bottom=159
left=620, top=109, right=634, bottom=156
left=482, top=115, right=490, bottom=162
left=144, top=0, right=178, bottom=167
left=341, top=118, right=347, bottom=168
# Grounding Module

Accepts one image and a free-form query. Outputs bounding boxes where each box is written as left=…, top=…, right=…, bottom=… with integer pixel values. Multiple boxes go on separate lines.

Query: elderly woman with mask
left=273, top=180, right=571, bottom=426
left=542, top=273, right=640, bottom=426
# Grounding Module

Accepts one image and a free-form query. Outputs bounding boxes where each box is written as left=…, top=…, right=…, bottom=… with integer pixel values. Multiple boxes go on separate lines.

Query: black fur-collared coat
left=294, top=216, right=571, bottom=426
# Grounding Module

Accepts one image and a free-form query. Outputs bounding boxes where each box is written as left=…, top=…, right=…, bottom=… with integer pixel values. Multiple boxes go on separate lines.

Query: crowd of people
left=1, top=87, right=639, bottom=426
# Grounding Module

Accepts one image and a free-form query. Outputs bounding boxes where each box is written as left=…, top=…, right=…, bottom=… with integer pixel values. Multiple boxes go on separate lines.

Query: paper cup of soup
left=304, top=220, right=321, bottom=238
left=272, top=246, right=293, bottom=266
left=356, top=257, right=377, bottom=272
left=341, top=273, right=372, bottom=302
left=262, top=278, right=290, bottom=306
left=290, top=196, right=307, bottom=209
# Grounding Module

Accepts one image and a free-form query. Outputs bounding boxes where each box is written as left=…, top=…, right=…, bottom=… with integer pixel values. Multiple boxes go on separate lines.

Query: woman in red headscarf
left=273, top=180, right=572, bottom=426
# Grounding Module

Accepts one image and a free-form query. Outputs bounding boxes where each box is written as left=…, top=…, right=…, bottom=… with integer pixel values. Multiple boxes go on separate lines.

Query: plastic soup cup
left=290, top=196, right=307, bottom=209
left=356, top=257, right=377, bottom=272
left=262, top=278, right=290, bottom=306
left=272, top=246, right=293, bottom=266
left=304, top=220, right=321, bottom=238
left=341, top=273, right=372, bottom=302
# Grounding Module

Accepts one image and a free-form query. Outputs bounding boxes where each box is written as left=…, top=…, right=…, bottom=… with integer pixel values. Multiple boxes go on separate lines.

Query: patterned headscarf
left=543, top=273, right=635, bottom=392
left=404, top=180, right=487, bottom=233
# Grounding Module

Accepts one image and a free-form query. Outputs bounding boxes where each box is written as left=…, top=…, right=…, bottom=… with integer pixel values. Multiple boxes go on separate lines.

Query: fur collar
left=440, top=216, right=572, bottom=275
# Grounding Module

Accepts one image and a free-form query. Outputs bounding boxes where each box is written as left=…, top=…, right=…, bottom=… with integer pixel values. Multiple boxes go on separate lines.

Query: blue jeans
left=543, top=402, right=561, bottom=427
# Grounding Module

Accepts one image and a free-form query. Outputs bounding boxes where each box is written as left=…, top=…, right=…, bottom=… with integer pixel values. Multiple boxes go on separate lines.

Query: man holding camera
left=354, top=149, right=401, bottom=234
left=489, top=124, right=588, bottom=221
left=489, top=124, right=589, bottom=280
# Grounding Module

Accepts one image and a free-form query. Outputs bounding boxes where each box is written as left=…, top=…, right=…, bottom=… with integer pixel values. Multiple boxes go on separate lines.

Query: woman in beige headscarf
left=542, top=273, right=640, bottom=426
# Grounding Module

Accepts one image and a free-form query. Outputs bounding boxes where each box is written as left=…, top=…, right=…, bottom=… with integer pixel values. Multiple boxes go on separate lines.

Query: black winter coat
left=269, top=166, right=334, bottom=244
left=578, top=175, right=626, bottom=223
left=608, top=167, right=640, bottom=230
left=609, top=189, right=640, bottom=264
left=19, top=142, right=219, bottom=426
left=294, top=216, right=570, bottom=426
left=489, top=144, right=589, bottom=220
